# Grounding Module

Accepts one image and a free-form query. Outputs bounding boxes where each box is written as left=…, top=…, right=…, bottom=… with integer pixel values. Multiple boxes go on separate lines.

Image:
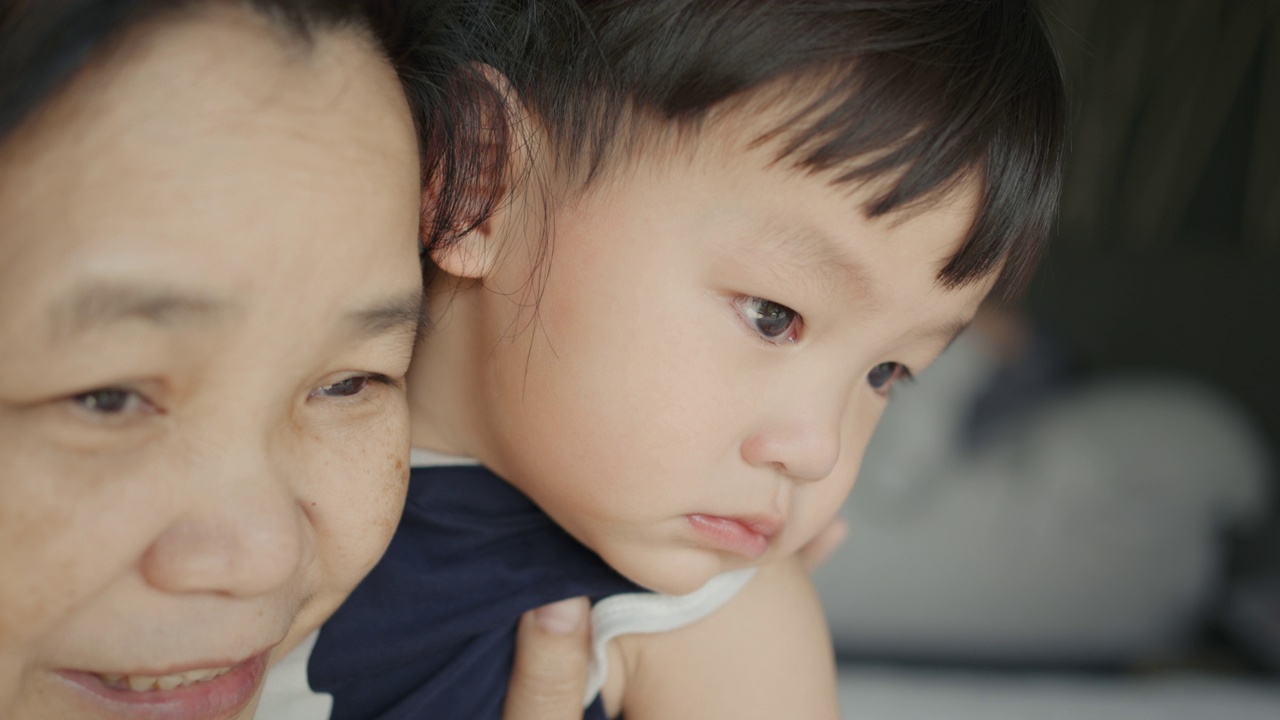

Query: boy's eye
left=72, top=388, right=149, bottom=416
left=737, top=297, right=801, bottom=343
left=867, top=362, right=913, bottom=395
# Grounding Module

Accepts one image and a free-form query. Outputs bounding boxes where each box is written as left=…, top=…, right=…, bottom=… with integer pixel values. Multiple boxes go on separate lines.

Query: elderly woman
left=0, top=1, right=592, bottom=718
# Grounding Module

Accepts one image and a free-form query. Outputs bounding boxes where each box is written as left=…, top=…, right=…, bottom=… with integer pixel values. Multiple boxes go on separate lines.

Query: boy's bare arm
left=613, top=557, right=840, bottom=720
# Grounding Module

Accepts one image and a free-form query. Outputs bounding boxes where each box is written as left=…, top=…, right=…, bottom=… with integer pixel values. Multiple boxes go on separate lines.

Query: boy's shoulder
left=588, top=568, right=757, bottom=706
left=304, top=459, right=643, bottom=719
left=605, top=558, right=840, bottom=720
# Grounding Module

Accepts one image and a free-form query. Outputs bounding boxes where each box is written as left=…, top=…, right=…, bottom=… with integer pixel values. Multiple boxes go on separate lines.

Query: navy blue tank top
left=309, top=463, right=644, bottom=720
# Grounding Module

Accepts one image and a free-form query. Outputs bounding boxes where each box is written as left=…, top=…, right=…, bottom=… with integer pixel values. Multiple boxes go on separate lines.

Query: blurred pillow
left=814, top=333, right=1271, bottom=664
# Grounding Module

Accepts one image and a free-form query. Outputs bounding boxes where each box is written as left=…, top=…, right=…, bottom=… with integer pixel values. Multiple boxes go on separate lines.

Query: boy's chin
left=607, top=548, right=739, bottom=597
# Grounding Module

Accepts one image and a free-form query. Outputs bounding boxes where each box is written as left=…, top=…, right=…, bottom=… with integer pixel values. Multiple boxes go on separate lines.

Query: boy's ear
left=423, top=63, right=527, bottom=281
left=427, top=214, right=502, bottom=280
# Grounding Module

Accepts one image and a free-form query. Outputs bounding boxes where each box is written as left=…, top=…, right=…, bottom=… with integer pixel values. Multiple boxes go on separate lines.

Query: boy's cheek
left=786, top=463, right=861, bottom=557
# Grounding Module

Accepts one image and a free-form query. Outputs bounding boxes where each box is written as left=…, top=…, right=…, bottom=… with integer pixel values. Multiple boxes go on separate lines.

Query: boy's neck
left=405, top=274, right=492, bottom=460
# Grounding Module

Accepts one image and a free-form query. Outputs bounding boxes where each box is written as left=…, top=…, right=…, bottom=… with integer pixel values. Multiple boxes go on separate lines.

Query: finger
left=798, top=516, right=849, bottom=572
left=502, top=596, right=591, bottom=720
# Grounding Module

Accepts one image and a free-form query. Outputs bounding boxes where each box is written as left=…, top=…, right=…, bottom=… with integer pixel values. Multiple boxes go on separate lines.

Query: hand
left=797, top=516, right=849, bottom=572
left=499, top=517, right=847, bottom=720
left=502, top=597, right=592, bottom=720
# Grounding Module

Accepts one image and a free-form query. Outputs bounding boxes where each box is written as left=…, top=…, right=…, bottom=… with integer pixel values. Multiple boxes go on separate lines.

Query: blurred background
left=814, top=1, right=1280, bottom=717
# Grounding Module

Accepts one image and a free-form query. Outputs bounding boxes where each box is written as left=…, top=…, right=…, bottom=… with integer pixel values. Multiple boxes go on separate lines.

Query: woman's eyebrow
left=51, top=282, right=233, bottom=340
left=348, top=288, right=426, bottom=341
left=50, top=282, right=426, bottom=342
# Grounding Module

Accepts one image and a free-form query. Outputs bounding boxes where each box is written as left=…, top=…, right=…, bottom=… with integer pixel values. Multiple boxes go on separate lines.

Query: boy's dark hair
left=479, top=0, right=1067, bottom=299
left=0, top=0, right=496, bottom=250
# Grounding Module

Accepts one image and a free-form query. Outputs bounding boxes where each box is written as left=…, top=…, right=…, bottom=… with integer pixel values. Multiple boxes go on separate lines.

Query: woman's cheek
left=271, top=411, right=409, bottom=659
left=0, top=430, right=158, bottom=648
left=306, top=404, right=411, bottom=585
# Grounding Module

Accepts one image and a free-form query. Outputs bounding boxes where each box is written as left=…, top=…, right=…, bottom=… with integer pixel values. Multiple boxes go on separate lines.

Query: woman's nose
left=140, top=446, right=307, bottom=598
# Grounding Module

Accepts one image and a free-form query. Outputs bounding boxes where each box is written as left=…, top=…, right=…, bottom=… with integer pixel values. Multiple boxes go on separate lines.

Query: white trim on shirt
left=255, top=449, right=755, bottom=717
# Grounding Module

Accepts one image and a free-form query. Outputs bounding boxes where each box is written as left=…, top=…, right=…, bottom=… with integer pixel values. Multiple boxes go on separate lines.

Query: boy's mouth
left=686, top=513, right=783, bottom=560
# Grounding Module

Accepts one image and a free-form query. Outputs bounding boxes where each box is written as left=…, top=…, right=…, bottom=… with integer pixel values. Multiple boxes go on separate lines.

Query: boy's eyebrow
left=53, top=282, right=234, bottom=339
left=759, top=223, right=877, bottom=303
left=757, top=225, right=975, bottom=351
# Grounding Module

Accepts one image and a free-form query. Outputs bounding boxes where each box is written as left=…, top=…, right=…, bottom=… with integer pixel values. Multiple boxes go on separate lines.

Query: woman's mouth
left=99, top=665, right=236, bottom=692
left=687, top=513, right=783, bottom=560
left=61, top=650, right=269, bottom=720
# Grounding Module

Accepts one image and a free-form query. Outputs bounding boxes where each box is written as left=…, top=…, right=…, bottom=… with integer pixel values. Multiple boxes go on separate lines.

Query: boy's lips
left=59, top=649, right=271, bottom=720
left=686, top=513, right=783, bottom=560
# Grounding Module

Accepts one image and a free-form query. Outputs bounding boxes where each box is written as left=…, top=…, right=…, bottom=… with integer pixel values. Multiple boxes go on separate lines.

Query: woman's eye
left=314, top=375, right=372, bottom=398
left=71, top=388, right=148, bottom=415
left=867, top=362, right=913, bottom=395
left=738, top=297, right=801, bottom=343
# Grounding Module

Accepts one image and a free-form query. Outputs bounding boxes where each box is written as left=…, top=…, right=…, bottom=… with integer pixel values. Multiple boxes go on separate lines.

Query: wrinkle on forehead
left=0, top=4, right=392, bottom=172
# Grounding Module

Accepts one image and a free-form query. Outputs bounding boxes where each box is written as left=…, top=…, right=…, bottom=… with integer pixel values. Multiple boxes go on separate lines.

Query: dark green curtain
left=1049, top=0, right=1280, bottom=252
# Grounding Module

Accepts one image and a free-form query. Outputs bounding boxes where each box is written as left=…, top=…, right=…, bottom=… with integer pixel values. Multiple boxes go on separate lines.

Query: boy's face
left=0, top=10, right=421, bottom=719
left=431, top=107, right=994, bottom=596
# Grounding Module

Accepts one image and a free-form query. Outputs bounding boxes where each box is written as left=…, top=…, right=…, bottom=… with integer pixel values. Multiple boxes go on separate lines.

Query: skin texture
left=0, top=7, right=423, bottom=719
left=411, top=93, right=995, bottom=717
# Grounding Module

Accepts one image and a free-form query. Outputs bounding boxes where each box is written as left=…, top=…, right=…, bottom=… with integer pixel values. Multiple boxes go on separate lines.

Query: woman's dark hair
left=475, top=0, right=1067, bottom=299
left=0, top=0, right=498, bottom=250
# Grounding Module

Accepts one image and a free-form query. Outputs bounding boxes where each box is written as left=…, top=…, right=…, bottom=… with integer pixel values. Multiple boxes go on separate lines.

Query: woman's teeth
left=99, top=666, right=234, bottom=692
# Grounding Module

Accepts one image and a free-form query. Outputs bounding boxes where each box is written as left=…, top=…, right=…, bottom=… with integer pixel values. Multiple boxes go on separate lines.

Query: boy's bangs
left=512, top=0, right=1067, bottom=300
left=747, top=8, right=1067, bottom=300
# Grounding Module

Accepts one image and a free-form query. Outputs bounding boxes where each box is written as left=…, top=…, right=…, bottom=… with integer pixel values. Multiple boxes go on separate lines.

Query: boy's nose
left=740, top=421, right=841, bottom=483
left=141, top=446, right=307, bottom=598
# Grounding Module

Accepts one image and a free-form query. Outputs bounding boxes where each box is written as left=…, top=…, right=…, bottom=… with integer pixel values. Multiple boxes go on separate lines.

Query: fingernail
left=533, top=597, right=586, bottom=634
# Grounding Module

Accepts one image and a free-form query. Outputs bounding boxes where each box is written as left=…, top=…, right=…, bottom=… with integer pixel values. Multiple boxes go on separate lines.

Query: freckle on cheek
left=367, top=450, right=408, bottom=532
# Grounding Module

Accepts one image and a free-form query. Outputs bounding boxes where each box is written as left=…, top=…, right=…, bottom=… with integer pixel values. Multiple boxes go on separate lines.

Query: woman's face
left=0, top=7, right=422, bottom=719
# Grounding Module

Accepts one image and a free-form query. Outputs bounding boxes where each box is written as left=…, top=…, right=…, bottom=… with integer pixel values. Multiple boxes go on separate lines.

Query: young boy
left=284, top=1, right=1066, bottom=718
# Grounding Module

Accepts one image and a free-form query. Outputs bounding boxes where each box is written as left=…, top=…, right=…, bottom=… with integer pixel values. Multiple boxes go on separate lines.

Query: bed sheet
left=836, top=665, right=1280, bottom=719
